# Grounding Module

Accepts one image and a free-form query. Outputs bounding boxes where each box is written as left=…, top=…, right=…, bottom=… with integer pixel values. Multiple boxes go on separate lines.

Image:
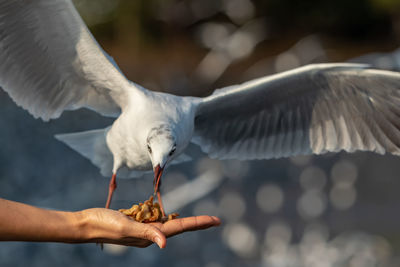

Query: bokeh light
left=256, top=184, right=284, bottom=213
left=329, top=185, right=357, bottom=210
left=1, top=0, right=400, bottom=266
left=299, top=166, right=327, bottom=191
left=297, top=190, right=327, bottom=219
left=218, top=191, right=246, bottom=221
left=222, top=222, right=258, bottom=258
left=330, top=160, right=358, bottom=187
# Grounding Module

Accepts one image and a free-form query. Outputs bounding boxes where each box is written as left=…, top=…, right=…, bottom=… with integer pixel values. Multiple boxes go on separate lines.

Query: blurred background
left=1, top=0, right=400, bottom=266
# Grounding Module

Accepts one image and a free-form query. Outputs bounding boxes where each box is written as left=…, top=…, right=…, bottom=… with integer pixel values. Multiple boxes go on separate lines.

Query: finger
left=129, top=223, right=167, bottom=249
left=162, top=216, right=221, bottom=237
left=211, top=216, right=222, bottom=225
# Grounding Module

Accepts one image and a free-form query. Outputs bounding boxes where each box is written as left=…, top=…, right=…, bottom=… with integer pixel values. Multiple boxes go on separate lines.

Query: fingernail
left=155, top=236, right=162, bottom=249
left=212, top=216, right=221, bottom=225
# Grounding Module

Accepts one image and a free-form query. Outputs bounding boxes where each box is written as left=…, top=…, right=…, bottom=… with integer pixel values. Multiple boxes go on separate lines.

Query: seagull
left=2, top=0, right=400, bottom=215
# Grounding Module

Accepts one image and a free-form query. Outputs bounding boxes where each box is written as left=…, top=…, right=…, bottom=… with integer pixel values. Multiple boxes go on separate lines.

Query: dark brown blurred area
left=74, top=0, right=400, bottom=96
left=1, top=0, right=400, bottom=266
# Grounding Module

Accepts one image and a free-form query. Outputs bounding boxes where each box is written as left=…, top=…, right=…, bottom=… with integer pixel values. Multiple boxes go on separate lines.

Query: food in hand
left=119, top=196, right=179, bottom=223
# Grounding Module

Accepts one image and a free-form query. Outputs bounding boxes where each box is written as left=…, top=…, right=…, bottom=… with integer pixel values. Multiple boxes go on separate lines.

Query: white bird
left=2, top=0, right=400, bottom=215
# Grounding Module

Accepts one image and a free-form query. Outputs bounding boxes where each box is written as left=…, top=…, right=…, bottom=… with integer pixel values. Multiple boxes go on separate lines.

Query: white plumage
left=2, top=0, right=400, bottom=209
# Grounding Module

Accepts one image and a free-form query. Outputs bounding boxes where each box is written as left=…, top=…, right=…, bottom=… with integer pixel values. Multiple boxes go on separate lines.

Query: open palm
left=81, top=208, right=221, bottom=248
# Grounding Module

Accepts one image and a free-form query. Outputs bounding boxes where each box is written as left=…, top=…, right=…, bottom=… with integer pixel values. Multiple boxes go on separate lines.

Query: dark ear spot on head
left=169, top=144, right=177, bottom=156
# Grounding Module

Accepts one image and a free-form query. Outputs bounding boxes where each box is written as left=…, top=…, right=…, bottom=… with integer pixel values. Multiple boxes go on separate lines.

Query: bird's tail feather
left=55, top=127, right=114, bottom=177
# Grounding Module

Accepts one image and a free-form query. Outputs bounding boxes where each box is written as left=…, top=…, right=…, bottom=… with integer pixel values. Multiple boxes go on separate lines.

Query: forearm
left=0, top=198, right=85, bottom=243
left=0, top=198, right=220, bottom=248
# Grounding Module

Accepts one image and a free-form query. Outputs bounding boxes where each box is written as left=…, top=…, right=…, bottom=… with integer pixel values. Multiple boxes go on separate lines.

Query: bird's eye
left=147, top=144, right=152, bottom=154
left=169, top=147, right=176, bottom=156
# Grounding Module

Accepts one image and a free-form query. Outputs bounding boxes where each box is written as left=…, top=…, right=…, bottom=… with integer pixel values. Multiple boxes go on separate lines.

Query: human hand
left=76, top=208, right=221, bottom=248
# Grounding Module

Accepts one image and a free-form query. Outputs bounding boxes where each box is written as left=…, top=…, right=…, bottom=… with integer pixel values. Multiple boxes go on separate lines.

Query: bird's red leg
left=98, top=173, right=116, bottom=249
left=105, top=173, right=117, bottom=209
left=156, top=189, right=166, bottom=218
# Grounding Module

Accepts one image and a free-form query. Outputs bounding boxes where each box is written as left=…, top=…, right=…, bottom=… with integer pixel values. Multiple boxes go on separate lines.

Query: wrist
left=69, top=210, right=91, bottom=242
left=71, top=208, right=119, bottom=243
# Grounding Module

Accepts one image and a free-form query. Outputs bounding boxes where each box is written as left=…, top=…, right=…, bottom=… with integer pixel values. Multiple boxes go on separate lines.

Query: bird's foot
left=156, top=191, right=166, bottom=218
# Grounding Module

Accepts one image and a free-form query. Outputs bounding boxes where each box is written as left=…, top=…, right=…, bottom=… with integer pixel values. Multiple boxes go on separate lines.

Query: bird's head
left=146, top=124, right=177, bottom=193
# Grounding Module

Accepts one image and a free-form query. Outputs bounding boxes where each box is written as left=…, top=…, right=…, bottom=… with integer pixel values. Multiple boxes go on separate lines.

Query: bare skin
left=0, top=198, right=220, bottom=248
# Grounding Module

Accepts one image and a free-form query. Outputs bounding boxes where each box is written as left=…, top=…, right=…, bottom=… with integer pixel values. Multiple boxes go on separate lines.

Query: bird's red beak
left=153, top=164, right=166, bottom=217
left=153, top=164, right=164, bottom=195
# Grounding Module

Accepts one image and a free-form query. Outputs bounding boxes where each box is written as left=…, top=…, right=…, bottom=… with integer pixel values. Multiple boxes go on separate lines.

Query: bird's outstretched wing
left=0, top=0, right=137, bottom=120
left=193, top=63, right=400, bottom=160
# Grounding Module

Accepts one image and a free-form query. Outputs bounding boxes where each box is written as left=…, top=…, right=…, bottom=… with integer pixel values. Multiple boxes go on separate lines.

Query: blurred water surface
left=1, top=0, right=400, bottom=266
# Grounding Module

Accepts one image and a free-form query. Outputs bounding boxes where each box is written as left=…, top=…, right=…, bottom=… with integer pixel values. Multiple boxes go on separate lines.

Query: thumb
left=135, top=223, right=167, bottom=249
